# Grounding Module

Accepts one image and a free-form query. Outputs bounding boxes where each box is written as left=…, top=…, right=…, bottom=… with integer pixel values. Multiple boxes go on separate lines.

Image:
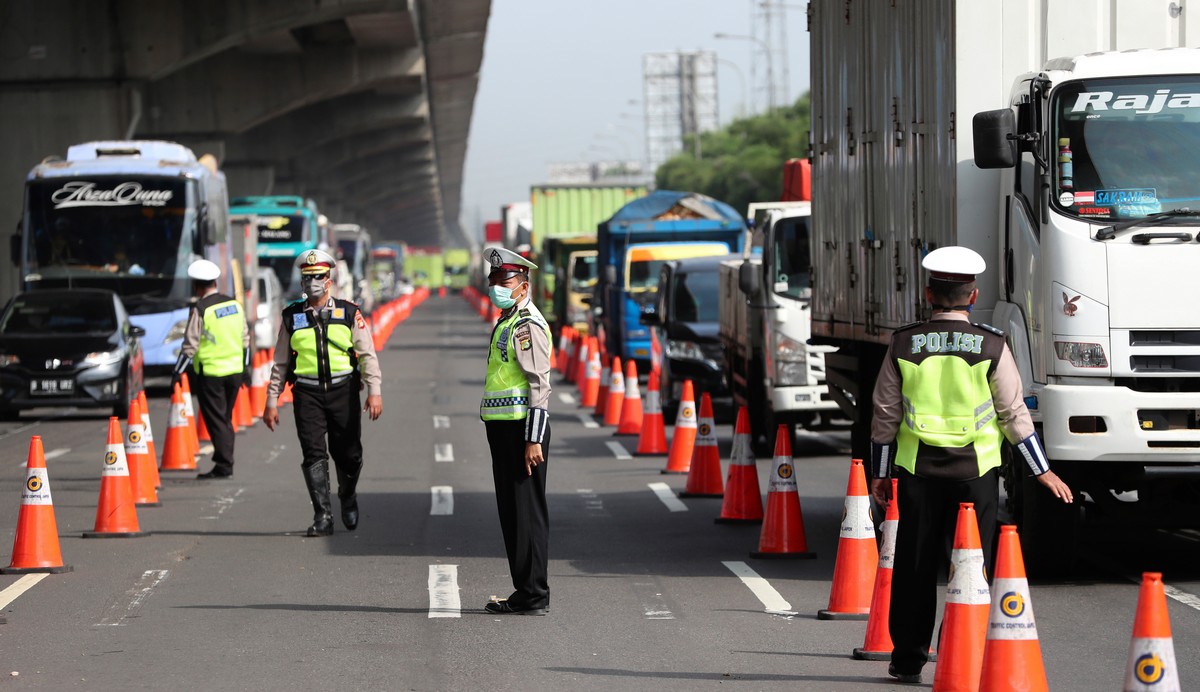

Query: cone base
left=851, top=648, right=890, bottom=661
left=613, top=431, right=638, bottom=437
left=1, top=564, right=73, bottom=574
left=634, top=451, right=666, bottom=457
left=678, top=491, right=723, bottom=498
left=660, top=469, right=688, bottom=475
left=82, top=531, right=150, bottom=539
left=135, top=501, right=163, bottom=507
left=715, top=517, right=763, bottom=525
left=818, top=609, right=869, bottom=621
left=750, top=550, right=816, bottom=560
left=160, top=466, right=198, bottom=473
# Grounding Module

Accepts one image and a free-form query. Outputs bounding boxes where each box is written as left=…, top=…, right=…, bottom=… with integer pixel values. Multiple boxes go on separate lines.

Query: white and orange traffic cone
left=580, top=341, right=602, bottom=408
left=160, top=383, right=197, bottom=472
left=932, top=502, right=991, bottom=691
left=136, top=390, right=162, bottom=490
left=593, top=355, right=612, bottom=417
left=234, top=384, right=254, bottom=429
left=1122, top=572, right=1180, bottom=692
left=250, top=351, right=268, bottom=417
left=82, top=417, right=148, bottom=538
left=564, top=332, right=580, bottom=384
left=750, top=424, right=815, bottom=559
left=635, top=368, right=668, bottom=455
left=979, top=524, right=1048, bottom=692
left=124, top=399, right=160, bottom=507
left=854, top=478, right=898, bottom=660
left=602, top=357, right=625, bottom=427
left=716, top=406, right=763, bottom=524
left=1, top=436, right=71, bottom=574
left=818, top=458, right=878, bottom=620
left=557, top=328, right=572, bottom=376
left=181, top=373, right=202, bottom=452
left=573, top=336, right=590, bottom=389
left=680, top=393, right=722, bottom=498
left=662, top=380, right=697, bottom=474
left=615, top=360, right=643, bottom=436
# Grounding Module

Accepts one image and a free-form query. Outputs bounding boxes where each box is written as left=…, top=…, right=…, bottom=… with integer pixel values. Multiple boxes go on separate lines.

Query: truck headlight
left=1054, top=341, right=1108, bottom=368
left=775, top=361, right=808, bottom=385
left=164, top=318, right=188, bottom=344
left=774, top=332, right=807, bottom=363
left=667, top=339, right=705, bottom=362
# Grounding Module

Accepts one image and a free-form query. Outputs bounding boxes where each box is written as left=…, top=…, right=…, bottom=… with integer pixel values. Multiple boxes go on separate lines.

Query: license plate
left=31, top=378, right=74, bottom=396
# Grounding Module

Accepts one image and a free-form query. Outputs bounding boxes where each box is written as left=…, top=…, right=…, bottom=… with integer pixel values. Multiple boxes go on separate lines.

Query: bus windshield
left=1054, top=76, right=1200, bottom=221
left=257, top=215, right=309, bottom=244
left=23, top=177, right=198, bottom=313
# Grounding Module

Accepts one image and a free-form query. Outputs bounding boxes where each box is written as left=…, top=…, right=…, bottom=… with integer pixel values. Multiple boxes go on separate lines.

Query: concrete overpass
left=0, top=0, right=489, bottom=293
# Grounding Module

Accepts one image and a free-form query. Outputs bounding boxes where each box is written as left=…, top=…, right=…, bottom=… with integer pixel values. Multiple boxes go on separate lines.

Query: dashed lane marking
left=633, top=580, right=675, bottom=620
left=0, top=574, right=47, bottom=610
left=577, top=488, right=608, bottom=516
left=559, top=393, right=576, bottom=405
left=43, top=447, right=71, bottom=461
left=0, top=408, right=77, bottom=442
left=431, top=486, right=454, bottom=516
left=435, top=443, right=454, bottom=463
left=605, top=441, right=631, bottom=459
left=200, top=487, right=245, bottom=520
left=577, top=413, right=599, bottom=429
left=96, top=570, right=170, bottom=626
left=648, top=482, right=688, bottom=512
left=428, top=565, right=461, bottom=618
left=198, top=444, right=214, bottom=456
left=1165, top=584, right=1200, bottom=612
left=723, top=561, right=797, bottom=616
left=433, top=415, right=450, bottom=429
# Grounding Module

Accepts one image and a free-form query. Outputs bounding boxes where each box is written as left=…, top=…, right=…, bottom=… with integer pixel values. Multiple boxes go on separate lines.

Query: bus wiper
left=1095, top=208, right=1200, bottom=241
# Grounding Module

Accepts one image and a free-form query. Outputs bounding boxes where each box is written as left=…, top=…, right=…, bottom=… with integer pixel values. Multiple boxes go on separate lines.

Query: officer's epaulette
left=285, top=299, right=306, bottom=309
left=973, top=322, right=1006, bottom=336
left=518, top=308, right=531, bottom=318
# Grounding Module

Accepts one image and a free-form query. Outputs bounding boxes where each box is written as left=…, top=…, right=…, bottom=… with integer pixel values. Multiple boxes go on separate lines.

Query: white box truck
left=809, top=0, right=1199, bottom=572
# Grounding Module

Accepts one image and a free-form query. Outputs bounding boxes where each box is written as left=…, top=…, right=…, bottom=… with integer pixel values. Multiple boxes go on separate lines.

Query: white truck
left=809, top=0, right=1200, bottom=572
left=720, top=201, right=840, bottom=454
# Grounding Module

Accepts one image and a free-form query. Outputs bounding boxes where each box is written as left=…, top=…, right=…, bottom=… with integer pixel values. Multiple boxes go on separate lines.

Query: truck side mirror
left=972, top=109, right=1017, bottom=169
left=738, top=260, right=760, bottom=296
left=604, top=265, right=616, bottom=285
left=639, top=305, right=659, bottom=326
left=9, top=233, right=19, bottom=267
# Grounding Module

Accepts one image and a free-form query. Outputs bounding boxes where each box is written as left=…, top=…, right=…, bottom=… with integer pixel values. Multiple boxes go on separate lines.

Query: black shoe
left=483, top=599, right=548, bottom=616
left=196, top=468, right=233, bottom=479
left=887, top=664, right=922, bottom=684
left=340, top=494, right=358, bottom=531
left=307, top=514, right=334, bottom=537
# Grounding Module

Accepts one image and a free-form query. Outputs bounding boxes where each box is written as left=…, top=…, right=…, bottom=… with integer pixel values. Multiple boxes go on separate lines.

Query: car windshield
left=1054, top=76, right=1200, bottom=221
left=2, top=295, right=116, bottom=334
left=772, top=217, right=811, bottom=300
left=257, top=215, right=308, bottom=244
left=672, top=270, right=720, bottom=322
left=24, top=177, right=197, bottom=312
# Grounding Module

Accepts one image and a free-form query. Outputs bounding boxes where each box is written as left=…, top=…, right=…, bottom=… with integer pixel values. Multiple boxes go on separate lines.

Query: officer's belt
left=294, top=372, right=353, bottom=388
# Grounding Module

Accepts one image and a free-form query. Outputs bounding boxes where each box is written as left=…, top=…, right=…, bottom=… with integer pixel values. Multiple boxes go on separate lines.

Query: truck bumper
left=1039, top=383, right=1200, bottom=461
left=771, top=384, right=840, bottom=413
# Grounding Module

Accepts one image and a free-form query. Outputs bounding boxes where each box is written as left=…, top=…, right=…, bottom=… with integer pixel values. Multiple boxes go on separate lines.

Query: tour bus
left=16, top=140, right=244, bottom=377
left=230, top=195, right=325, bottom=301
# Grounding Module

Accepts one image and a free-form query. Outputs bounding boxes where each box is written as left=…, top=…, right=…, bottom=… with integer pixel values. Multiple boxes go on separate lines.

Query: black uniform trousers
left=292, top=379, right=363, bottom=498
left=889, top=467, right=998, bottom=675
left=193, top=372, right=242, bottom=474
left=485, top=419, right=550, bottom=609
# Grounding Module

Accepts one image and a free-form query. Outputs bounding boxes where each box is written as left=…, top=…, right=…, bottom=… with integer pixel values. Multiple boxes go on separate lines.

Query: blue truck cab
left=596, top=191, right=745, bottom=369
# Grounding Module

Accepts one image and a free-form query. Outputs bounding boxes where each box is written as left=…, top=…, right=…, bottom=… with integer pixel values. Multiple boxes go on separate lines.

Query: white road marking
left=1164, top=583, right=1200, bottom=612
left=605, top=441, right=632, bottom=459
left=0, top=574, right=48, bottom=610
left=262, top=444, right=286, bottom=465
left=433, top=415, right=450, bottom=429
left=577, top=488, right=607, bottom=516
left=577, top=413, right=599, bottom=429
left=431, top=486, right=454, bottom=516
left=43, top=447, right=71, bottom=461
left=559, top=393, right=576, bottom=405
left=96, top=570, right=170, bottom=626
left=723, top=561, right=796, bottom=616
left=648, top=482, right=688, bottom=512
left=428, top=565, right=461, bottom=618
left=198, top=444, right=214, bottom=456
left=435, top=443, right=454, bottom=463
left=633, top=580, right=675, bottom=620
left=0, top=408, right=77, bottom=442
left=201, top=487, right=245, bottom=520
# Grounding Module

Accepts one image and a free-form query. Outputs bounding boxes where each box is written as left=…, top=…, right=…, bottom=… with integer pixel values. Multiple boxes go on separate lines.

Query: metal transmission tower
left=643, top=51, right=719, bottom=174
left=750, top=1, right=790, bottom=111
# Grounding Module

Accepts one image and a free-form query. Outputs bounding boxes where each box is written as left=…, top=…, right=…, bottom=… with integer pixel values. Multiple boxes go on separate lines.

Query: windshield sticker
left=1071, top=89, right=1200, bottom=114
left=51, top=181, right=174, bottom=209
left=1095, top=189, right=1156, bottom=206
left=1074, top=191, right=1094, bottom=205
left=1058, top=192, right=1075, bottom=206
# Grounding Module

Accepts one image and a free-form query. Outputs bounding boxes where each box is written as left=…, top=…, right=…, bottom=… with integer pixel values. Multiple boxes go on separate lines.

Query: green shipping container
left=530, top=185, right=648, bottom=251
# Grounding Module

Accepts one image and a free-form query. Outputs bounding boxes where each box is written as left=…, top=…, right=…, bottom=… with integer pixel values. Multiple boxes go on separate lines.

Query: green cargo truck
left=443, top=248, right=471, bottom=291
left=405, top=247, right=444, bottom=289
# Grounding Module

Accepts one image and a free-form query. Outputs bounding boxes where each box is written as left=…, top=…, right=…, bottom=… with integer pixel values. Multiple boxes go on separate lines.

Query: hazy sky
left=458, top=0, right=811, bottom=242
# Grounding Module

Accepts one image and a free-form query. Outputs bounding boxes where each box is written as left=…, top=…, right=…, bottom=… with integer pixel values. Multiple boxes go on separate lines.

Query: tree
left=655, top=93, right=811, bottom=215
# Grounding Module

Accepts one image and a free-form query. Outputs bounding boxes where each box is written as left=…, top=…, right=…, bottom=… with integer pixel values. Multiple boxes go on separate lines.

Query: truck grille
left=1130, top=330, right=1200, bottom=346
left=1130, top=355, right=1200, bottom=373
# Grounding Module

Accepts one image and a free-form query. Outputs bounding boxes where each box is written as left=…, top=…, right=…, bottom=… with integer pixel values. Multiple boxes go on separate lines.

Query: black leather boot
left=302, top=462, right=334, bottom=537
left=335, top=459, right=363, bottom=531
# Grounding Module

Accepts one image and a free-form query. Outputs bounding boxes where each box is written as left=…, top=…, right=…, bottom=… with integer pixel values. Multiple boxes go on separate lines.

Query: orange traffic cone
left=160, top=384, right=197, bottom=471
left=1122, top=572, right=1180, bottom=692
left=593, top=356, right=611, bottom=417
left=614, top=360, right=643, bottom=436
left=197, top=405, right=213, bottom=441
left=680, top=393, right=723, bottom=497
left=979, top=525, right=1048, bottom=692
left=235, top=384, right=254, bottom=429
left=580, top=342, right=602, bottom=408
left=124, top=399, right=160, bottom=507
left=1, top=437, right=71, bottom=574
left=716, top=406, right=763, bottom=524
left=250, top=351, right=268, bottom=417
left=182, top=373, right=203, bottom=451
left=279, top=381, right=294, bottom=406
left=573, top=336, right=590, bottom=388
left=136, top=391, right=162, bottom=490
left=438, top=285, right=446, bottom=298
left=602, top=357, right=625, bottom=427
left=662, top=380, right=697, bottom=474
left=557, top=329, right=572, bottom=375
left=750, top=424, right=814, bottom=558
left=82, top=417, right=148, bottom=538
left=932, top=503, right=991, bottom=691
left=854, top=478, right=899, bottom=659
left=818, top=459, right=878, bottom=620
left=634, top=368, right=668, bottom=455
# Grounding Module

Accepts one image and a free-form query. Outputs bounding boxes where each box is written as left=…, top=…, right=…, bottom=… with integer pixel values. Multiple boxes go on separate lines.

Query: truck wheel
left=1009, top=445, right=1082, bottom=578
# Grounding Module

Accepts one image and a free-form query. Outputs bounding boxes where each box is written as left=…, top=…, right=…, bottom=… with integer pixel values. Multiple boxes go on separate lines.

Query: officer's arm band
left=871, top=441, right=894, bottom=479
left=1015, top=433, right=1050, bottom=476
left=525, top=407, right=548, bottom=444
left=172, top=354, right=192, bottom=378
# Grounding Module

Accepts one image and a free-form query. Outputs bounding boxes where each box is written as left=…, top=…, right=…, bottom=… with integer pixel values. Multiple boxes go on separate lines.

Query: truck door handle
left=1131, top=232, right=1194, bottom=245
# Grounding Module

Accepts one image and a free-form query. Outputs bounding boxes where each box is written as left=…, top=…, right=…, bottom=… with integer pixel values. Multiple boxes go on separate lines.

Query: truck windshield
left=261, top=257, right=302, bottom=300
left=772, top=217, right=811, bottom=300
left=672, top=271, right=720, bottom=323
left=628, top=259, right=668, bottom=292
left=24, top=177, right=197, bottom=313
left=257, top=215, right=309, bottom=244
left=1054, top=77, right=1200, bottom=221
left=570, top=255, right=597, bottom=291
left=337, top=238, right=358, bottom=266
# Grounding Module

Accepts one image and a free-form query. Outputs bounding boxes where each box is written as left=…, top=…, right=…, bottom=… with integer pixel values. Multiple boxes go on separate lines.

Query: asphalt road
left=0, top=295, right=1196, bottom=691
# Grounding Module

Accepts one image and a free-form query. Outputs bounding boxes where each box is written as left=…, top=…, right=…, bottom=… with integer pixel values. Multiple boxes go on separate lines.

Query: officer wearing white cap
left=173, top=258, right=250, bottom=479
left=263, top=249, right=383, bottom=537
left=868, top=246, right=1073, bottom=685
left=481, top=247, right=553, bottom=615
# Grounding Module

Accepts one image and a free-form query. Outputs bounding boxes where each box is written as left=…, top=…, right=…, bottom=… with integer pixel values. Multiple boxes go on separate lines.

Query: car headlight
left=164, top=318, right=188, bottom=344
left=667, top=339, right=705, bottom=362
left=775, top=360, right=808, bottom=385
left=1054, top=341, right=1108, bottom=368
left=774, top=332, right=807, bottom=363
left=85, top=350, right=123, bottom=366
left=0, top=354, right=19, bottom=367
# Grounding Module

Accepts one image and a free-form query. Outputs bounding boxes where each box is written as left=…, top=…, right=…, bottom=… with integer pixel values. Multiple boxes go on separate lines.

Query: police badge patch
left=517, top=328, right=532, bottom=351
left=293, top=313, right=309, bottom=329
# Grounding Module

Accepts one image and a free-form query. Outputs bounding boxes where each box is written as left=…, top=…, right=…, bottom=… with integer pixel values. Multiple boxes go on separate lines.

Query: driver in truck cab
left=867, top=246, right=1073, bottom=685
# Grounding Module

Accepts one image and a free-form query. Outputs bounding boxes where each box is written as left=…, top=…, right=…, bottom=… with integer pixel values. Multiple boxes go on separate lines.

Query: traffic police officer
left=481, top=247, right=552, bottom=616
left=263, top=249, right=383, bottom=537
left=868, top=246, right=1073, bottom=684
left=173, top=259, right=249, bottom=479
